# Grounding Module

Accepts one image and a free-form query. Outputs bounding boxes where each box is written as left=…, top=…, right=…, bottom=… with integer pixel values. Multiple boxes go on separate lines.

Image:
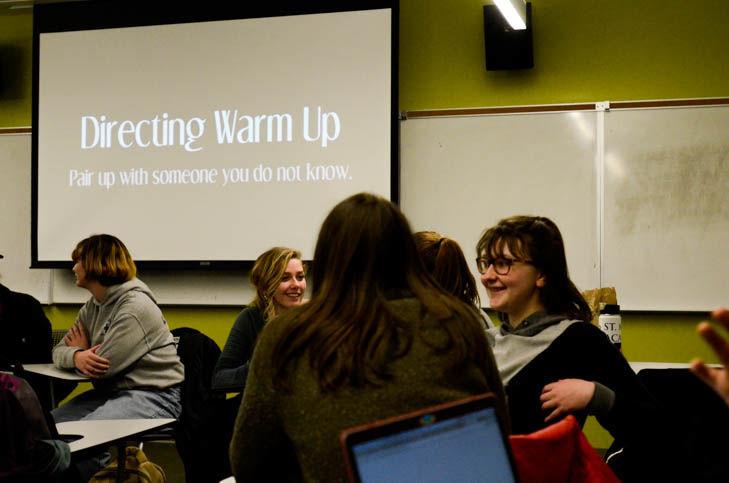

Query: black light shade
left=483, top=2, right=534, bottom=71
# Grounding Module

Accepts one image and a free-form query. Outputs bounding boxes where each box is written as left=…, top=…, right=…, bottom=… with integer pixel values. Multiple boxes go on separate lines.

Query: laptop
left=340, top=393, right=518, bottom=483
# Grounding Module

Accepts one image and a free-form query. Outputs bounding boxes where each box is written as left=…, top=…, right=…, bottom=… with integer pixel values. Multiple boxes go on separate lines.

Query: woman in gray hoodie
left=52, top=234, right=183, bottom=480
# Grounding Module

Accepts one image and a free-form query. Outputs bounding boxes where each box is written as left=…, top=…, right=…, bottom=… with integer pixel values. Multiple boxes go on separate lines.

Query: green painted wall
left=0, top=13, right=32, bottom=127
left=5, top=1, right=727, bottom=448
left=399, top=0, right=729, bottom=109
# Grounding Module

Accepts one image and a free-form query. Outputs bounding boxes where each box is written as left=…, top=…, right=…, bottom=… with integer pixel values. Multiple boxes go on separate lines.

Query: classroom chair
left=171, top=327, right=232, bottom=483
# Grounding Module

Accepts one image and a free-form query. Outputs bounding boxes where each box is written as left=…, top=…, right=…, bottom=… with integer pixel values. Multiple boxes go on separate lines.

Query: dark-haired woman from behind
left=477, top=215, right=667, bottom=481
left=414, top=230, right=494, bottom=328
left=230, top=193, right=506, bottom=482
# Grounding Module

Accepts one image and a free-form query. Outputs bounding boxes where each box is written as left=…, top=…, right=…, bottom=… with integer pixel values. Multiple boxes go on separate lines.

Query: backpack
left=89, top=446, right=165, bottom=483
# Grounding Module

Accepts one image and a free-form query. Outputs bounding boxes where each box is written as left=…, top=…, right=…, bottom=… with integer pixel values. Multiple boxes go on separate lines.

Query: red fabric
left=509, top=415, right=620, bottom=483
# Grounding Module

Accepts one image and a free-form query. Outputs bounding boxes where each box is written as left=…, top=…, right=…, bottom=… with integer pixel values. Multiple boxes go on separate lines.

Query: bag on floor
left=89, top=445, right=166, bottom=483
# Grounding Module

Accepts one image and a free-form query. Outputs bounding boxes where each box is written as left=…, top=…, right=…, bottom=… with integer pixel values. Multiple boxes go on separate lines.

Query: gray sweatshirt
left=52, top=278, right=184, bottom=391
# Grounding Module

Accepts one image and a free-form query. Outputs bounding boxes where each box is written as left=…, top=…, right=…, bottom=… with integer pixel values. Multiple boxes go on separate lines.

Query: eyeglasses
left=476, top=257, right=533, bottom=275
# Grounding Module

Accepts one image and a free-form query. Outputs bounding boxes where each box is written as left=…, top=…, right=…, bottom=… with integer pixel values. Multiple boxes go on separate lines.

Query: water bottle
left=599, top=303, right=622, bottom=350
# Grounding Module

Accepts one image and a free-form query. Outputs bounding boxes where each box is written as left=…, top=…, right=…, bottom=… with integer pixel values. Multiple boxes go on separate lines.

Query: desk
left=23, top=363, right=89, bottom=407
left=629, top=361, right=691, bottom=373
left=56, top=418, right=176, bottom=454
left=57, top=418, right=176, bottom=483
left=629, top=361, right=722, bottom=373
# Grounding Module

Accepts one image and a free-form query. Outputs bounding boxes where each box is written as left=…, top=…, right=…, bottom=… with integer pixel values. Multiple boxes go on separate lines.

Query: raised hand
left=540, top=378, right=595, bottom=423
left=691, top=308, right=729, bottom=408
left=73, top=344, right=110, bottom=378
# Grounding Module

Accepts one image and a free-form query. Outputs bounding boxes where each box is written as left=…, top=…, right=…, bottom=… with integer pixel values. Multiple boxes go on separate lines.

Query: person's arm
left=91, top=298, right=164, bottom=379
left=537, top=323, right=658, bottom=442
left=540, top=379, right=615, bottom=422
left=691, top=307, right=729, bottom=407
left=52, top=306, right=89, bottom=370
left=575, top=325, right=661, bottom=445
left=212, top=308, right=265, bottom=390
left=229, top=322, right=297, bottom=481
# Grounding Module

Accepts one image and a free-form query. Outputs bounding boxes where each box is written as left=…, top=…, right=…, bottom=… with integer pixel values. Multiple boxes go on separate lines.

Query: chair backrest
left=171, top=327, right=230, bottom=483
left=509, top=415, right=619, bottom=483
left=636, top=368, right=729, bottom=482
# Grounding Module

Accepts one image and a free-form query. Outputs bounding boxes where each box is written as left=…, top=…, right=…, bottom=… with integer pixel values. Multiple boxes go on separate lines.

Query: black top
left=212, top=306, right=266, bottom=391
left=0, top=283, right=52, bottom=367
left=505, top=321, right=669, bottom=481
left=507, top=322, right=652, bottom=437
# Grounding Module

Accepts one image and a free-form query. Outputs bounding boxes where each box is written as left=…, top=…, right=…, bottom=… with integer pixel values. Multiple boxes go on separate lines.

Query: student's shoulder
left=3, top=286, right=44, bottom=309
left=558, top=320, right=613, bottom=347
left=235, top=305, right=265, bottom=324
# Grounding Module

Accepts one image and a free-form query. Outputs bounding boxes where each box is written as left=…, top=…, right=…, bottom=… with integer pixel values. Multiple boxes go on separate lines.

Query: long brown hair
left=272, top=193, right=491, bottom=392
left=414, top=231, right=480, bottom=308
left=249, top=247, right=303, bottom=321
left=476, top=215, right=592, bottom=322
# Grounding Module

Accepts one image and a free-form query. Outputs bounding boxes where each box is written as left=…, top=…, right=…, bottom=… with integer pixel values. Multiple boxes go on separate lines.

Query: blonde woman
left=212, top=247, right=306, bottom=390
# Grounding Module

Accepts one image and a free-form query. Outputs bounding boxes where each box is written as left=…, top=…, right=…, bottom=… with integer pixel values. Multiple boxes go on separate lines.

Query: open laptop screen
left=342, top=395, right=516, bottom=483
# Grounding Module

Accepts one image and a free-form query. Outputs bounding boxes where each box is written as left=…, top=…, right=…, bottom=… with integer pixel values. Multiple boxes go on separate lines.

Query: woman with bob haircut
left=477, top=215, right=666, bottom=480
left=414, top=230, right=494, bottom=328
left=213, top=246, right=306, bottom=390
left=52, top=234, right=183, bottom=480
left=230, top=193, right=506, bottom=482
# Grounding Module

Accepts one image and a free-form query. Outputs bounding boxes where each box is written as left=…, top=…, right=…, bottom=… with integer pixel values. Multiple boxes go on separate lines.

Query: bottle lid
left=601, top=303, right=620, bottom=314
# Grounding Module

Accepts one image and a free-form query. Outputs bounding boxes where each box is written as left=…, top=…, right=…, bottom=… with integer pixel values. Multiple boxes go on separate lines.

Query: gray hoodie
left=52, top=278, right=184, bottom=391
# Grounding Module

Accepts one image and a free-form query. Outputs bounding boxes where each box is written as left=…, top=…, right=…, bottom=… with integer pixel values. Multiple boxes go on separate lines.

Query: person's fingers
left=698, top=322, right=729, bottom=365
left=89, top=351, right=110, bottom=365
left=690, top=359, right=718, bottom=386
left=711, top=308, right=729, bottom=331
left=89, top=361, right=110, bottom=372
left=544, top=407, right=561, bottom=423
left=88, top=357, right=109, bottom=369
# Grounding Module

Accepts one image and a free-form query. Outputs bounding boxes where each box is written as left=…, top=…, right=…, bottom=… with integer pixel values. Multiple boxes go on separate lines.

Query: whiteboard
left=603, top=105, right=729, bottom=311
left=400, top=112, right=600, bottom=307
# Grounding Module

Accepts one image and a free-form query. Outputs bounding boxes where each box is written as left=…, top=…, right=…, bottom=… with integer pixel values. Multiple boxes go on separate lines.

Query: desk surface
left=629, top=361, right=691, bottom=372
left=629, top=361, right=723, bottom=373
left=56, top=418, right=176, bottom=453
left=24, top=363, right=90, bottom=381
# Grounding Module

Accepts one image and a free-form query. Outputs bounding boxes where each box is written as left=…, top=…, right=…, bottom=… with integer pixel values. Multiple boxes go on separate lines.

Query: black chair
left=171, top=327, right=231, bottom=483
left=606, top=368, right=729, bottom=482
left=641, top=369, right=729, bottom=482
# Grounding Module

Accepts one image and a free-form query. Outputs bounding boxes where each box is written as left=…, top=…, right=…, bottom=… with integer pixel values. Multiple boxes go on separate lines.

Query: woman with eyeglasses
left=477, top=215, right=667, bottom=481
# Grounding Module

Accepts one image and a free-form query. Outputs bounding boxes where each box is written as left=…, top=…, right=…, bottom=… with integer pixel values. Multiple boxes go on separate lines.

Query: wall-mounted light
left=493, top=0, right=527, bottom=30
left=483, top=1, right=533, bottom=70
